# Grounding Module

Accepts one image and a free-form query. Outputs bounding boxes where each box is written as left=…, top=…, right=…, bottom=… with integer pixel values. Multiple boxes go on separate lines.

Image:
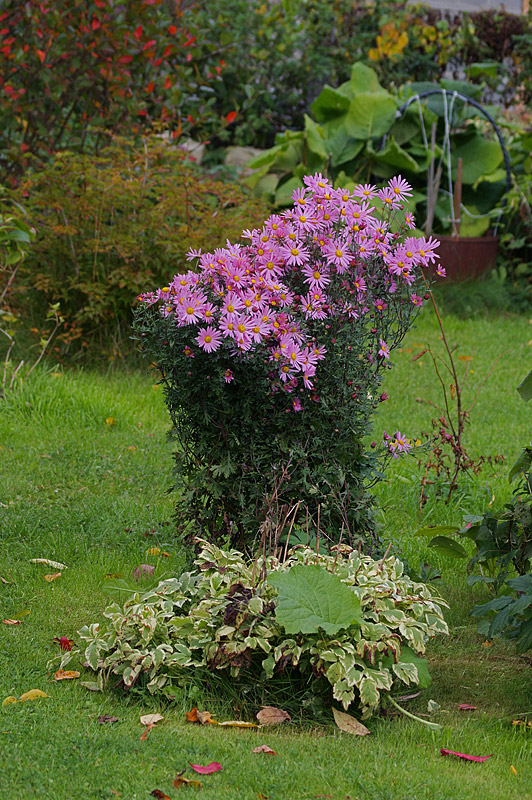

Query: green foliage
left=14, top=136, right=269, bottom=358
left=0, top=0, right=225, bottom=182
left=56, top=540, right=448, bottom=718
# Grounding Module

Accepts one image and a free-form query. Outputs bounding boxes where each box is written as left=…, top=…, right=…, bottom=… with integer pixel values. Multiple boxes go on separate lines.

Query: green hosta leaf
left=310, top=85, right=351, bottom=122
left=517, top=371, right=532, bottom=403
left=428, top=536, right=468, bottom=559
left=344, top=93, right=398, bottom=140
left=268, top=564, right=363, bottom=635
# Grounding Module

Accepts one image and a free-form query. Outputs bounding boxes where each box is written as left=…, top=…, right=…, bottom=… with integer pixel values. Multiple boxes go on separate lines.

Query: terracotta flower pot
left=434, top=234, right=499, bottom=282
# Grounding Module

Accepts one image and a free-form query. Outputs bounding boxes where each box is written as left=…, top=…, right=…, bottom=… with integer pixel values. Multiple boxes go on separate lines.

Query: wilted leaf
left=140, top=725, right=154, bottom=741
left=511, top=719, right=532, bottom=729
left=458, top=704, right=478, bottom=711
left=150, top=791, right=171, bottom=799
left=218, top=720, right=257, bottom=728
left=44, top=572, right=62, bottom=582
left=98, top=715, right=119, bottom=724
left=140, top=713, right=164, bottom=726
left=81, top=681, right=101, bottom=692
left=2, top=696, right=18, bottom=706
left=3, top=619, right=23, bottom=626
left=256, top=706, right=291, bottom=726
left=174, top=772, right=202, bottom=789
left=186, top=707, right=217, bottom=725
left=1, top=576, right=11, bottom=584
left=132, top=564, right=155, bottom=580
left=106, top=417, right=116, bottom=426
left=19, top=689, right=49, bottom=702
left=268, top=564, right=363, bottom=635
left=252, top=745, right=277, bottom=755
left=104, top=573, right=123, bottom=579
left=510, top=765, right=517, bottom=775
left=440, top=748, right=493, bottom=762
left=30, top=558, right=67, bottom=569
left=54, top=669, right=80, bottom=681
left=427, top=699, right=441, bottom=712
left=332, top=707, right=371, bottom=736
left=189, top=762, right=222, bottom=775
left=146, top=547, right=161, bottom=556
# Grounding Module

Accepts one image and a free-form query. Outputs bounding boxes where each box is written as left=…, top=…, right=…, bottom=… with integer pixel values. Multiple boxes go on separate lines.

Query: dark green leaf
left=517, top=371, right=532, bottom=403
left=428, top=536, right=468, bottom=559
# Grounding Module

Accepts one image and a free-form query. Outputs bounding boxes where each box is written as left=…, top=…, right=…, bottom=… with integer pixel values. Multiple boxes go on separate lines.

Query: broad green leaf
left=268, top=564, right=363, bottom=635
left=274, top=176, right=304, bottom=207
left=251, top=173, right=279, bottom=199
left=452, top=138, right=502, bottom=185
left=368, top=137, right=420, bottom=173
left=325, top=128, right=364, bottom=168
left=310, top=85, right=350, bottom=123
left=469, top=62, right=499, bottom=79
left=459, top=207, right=491, bottom=238
left=516, top=618, right=532, bottom=654
left=517, top=371, right=532, bottom=403
left=246, top=144, right=284, bottom=170
left=506, top=574, right=532, bottom=594
left=440, top=78, right=482, bottom=99
left=397, top=645, right=431, bottom=688
left=344, top=93, right=398, bottom=140
left=471, top=594, right=514, bottom=617
left=349, top=62, right=386, bottom=95
left=304, top=114, right=327, bottom=161
left=428, top=536, right=468, bottom=559
left=415, top=525, right=459, bottom=537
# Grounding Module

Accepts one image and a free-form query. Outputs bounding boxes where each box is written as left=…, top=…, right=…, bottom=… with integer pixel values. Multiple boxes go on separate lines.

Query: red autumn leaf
left=441, top=749, right=493, bottom=763
left=168, top=25, right=177, bottom=35
left=53, top=636, right=75, bottom=651
left=150, top=791, right=171, bottom=800
left=252, top=745, right=277, bottom=755
left=164, top=76, right=172, bottom=90
left=410, top=349, right=427, bottom=362
left=135, top=25, right=143, bottom=39
left=36, top=49, right=46, bottom=63
left=118, top=55, right=133, bottom=64
left=224, top=111, right=237, bottom=125
left=189, top=762, right=222, bottom=775
left=457, top=704, right=478, bottom=711
left=91, top=19, right=101, bottom=31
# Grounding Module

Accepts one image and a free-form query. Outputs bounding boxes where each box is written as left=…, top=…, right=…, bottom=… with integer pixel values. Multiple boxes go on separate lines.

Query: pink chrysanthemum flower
left=411, top=294, right=423, bottom=306
left=292, top=397, right=303, bottom=412
left=323, top=239, right=351, bottom=272
left=404, top=211, right=416, bottom=229
left=223, top=369, right=234, bottom=383
left=280, top=242, right=310, bottom=266
left=196, top=326, right=222, bottom=353
left=377, top=187, right=402, bottom=210
left=302, top=264, right=331, bottom=290
left=354, top=183, right=378, bottom=200
left=378, top=339, right=390, bottom=359
left=388, top=176, right=413, bottom=199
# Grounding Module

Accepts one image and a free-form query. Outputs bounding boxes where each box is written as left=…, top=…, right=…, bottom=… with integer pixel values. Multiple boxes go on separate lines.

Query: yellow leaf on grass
left=44, top=572, right=61, bottom=582
left=510, top=765, right=517, bottom=775
left=146, top=547, right=161, bottom=556
left=54, top=669, right=80, bottom=681
left=332, top=707, right=371, bottom=736
left=30, top=558, right=67, bottom=570
left=106, top=417, right=116, bottom=426
left=2, top=696, right=18, bottom=706
left=218, top=720, right=258, bottom=728
left=19, top=689, right=49, bottom=702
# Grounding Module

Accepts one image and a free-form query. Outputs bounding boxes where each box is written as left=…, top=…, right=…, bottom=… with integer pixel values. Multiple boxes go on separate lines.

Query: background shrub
left=15, top=136, right=270, bottom=359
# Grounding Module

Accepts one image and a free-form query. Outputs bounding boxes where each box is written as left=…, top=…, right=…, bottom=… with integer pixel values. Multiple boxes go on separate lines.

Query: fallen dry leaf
left=2, top=696, right=18, bottom=706
left=98, top=715, right=118, bottom=724
left=457, top=704, right=478, bottom=711
left=257, top=794, right=269, bottom=800
left=53, top=636, right=75, bottom=651
left=510, top=765, right=517, bottom=775
left=217, top=720, right=257, bottom=728
left=3, top=689, right=49, bottom=706
left=174, top=772, right=202, bottom=789
left=106, top=417, right=116, bottom=426
left=132, top=564, right=155, bottom=580
left=0, top=576, right=11, bottom=584
left=256, top=706, right=291, bottom=726
left=185, top=707, right=217, bottom=725
left=252, top=745, right=277, bottom=755
left=44, top=572, right=61, bottom=582
left=146, top=547, right=161, bottom=556
left=150, top=791, right=171, bottom=799
left=54, top=669, right=80, bottom=681
left=104, top=573, right=122, bottom=579
left=3, top=619, right=23, bottom=626
left=332, top=707, right=371, bottom=736
left=30, top=558, right=67, bottom=570
left=440, top=748, right=493, bottom=763
left=511, top=719, right=532, bottom=729
left=189, top=762, right=222, bottom=775
left=140, top=713, right=164, bottom=726
left=140, top=725, right=154, bottom=741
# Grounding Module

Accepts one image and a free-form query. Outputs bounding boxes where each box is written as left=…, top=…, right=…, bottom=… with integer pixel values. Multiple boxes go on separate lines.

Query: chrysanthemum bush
left=133, top=173, right=443, bottom=548
left=53, top=540, right=448, bottom=718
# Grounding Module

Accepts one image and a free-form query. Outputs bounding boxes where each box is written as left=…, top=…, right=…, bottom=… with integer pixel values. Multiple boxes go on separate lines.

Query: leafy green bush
left=15, top=136, right=269, bottom=358
left=56, top=540, right=448, bottom=718
left=134, top=172, right=435, bottom=548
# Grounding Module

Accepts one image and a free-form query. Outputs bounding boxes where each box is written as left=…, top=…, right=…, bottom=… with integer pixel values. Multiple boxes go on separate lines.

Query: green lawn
left=1, top=307, right=531, bottom=800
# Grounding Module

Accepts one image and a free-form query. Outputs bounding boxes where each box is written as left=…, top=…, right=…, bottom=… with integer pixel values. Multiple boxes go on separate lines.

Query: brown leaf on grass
left=174, top=772, right=202, bottom=789
left=457, top=704, right=478, bottom=711
left=150, top=791, right=171, bottom=799
left=256, top=706, right=291, bottom=726
left=252, top=745, right=277, bottom=755
left=44, top=572, right=61, bottom=582
left=2, top=696, right=18, bottom=706
left=97, top=715, right=119, bottom=724
left=131, top=564, right=155, bottom=581
left=3, top=619, right=23, bottom=626
left=410, top=349, right=427, bottom=362
left=140, top=725, right=154, bottom=741
left=54, top=669, right=80, bottom=681
left=511, top=719, right=532, bottom=729
left=257, top=794, right=269, bottom=800
left=185, top=707, right=217, bottom=725
left=332, top=707, right=371, bottom=736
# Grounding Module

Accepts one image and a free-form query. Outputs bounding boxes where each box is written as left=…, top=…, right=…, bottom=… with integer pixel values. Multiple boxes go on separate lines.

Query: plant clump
left=56, top=540, right=449, bottom=718
left=134, top=172, right=443, bottom=548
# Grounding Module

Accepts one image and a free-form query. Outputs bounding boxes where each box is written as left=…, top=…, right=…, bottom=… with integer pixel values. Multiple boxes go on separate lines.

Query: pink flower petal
left=189, top=762, right=222, bottom=775
left=441, top=749, right=493, bottom=763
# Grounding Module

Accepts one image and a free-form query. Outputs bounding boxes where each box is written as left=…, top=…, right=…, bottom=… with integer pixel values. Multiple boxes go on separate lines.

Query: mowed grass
left=1, top=308, right=532, bottom=800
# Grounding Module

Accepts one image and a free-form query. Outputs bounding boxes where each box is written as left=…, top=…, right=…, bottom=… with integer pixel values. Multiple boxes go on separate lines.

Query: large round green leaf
left=344, top=94, right=398, bottom=140
left=268, top=564, right=363, bottom=635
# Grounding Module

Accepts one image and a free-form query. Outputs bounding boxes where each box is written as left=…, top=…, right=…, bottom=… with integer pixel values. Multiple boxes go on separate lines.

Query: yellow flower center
left=313, top=271, right=321, bottom=280
left=186, top=307, right=194, bottom=315
left=290, top=248, right=299, bottom=256
left=205, top=335, right=212, bottom=343
left=335, top=249, right=343, bottom=258
left=227, top=304, right=234, bottom=313
left=298, top=215, right=306, bottom=223
left=237, top=324, right=246, bottom=333
left=282, top=365, right=290, bottom=372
